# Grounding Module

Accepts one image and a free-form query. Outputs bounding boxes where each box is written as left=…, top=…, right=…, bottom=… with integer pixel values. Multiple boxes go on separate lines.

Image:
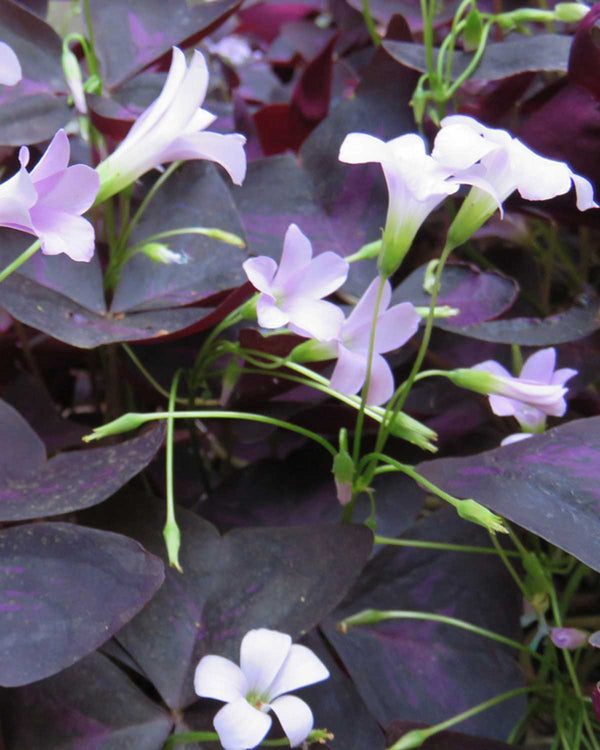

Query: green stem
left=0, top=239, right=41, bottom=282
left=489, top=530, right=529, bottom=599
left=362, top=0, right=381, bottom=46
left=80, top=0, right=99, bottom=80
left=163, top=371, right=183, bottom=572
left=386, top=686, right=536, bottom=749
left=374, top=535, right=520, bottom=556
left=339, top=608, right=543, bottom=660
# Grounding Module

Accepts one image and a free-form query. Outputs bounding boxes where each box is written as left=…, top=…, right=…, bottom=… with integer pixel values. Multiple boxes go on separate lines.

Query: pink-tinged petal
left=243, top=256, right=278, bottom=294
left=514, top=403, right=547, bottom=431
left=241, top=629, right=292, bottom=695
left=34, top=164, right=100, bottom=214
left=0, top=41, right=21, bottom=86
left=571, top=172, right=598, bottom=210
left=344, top=278, right=392, bottom=343
left=290, top=251, right=349, bottom=299
left=31, top=211, right=95, bottom=261
left=256, top=296, right=289, bottom=329
left=270, top=695, right=314, bottom=747
left=126, top=47, right=190, bottom=144
left=194, top=655, right=247, bottom=702
left=275, top=224, right=313, bottom=287
left=338, top=132, right=388, bottom=165
left=473, top=360, right=513, bottom=379
left=365, top=352, right=395, bottom=405
left=268, top=644, right=329, bottom=699
left=551, top=367, right=578, bottom=386
left=373, top=302, right=420, bottom=353
left=329, top=344, right=367, bottom=396
left=159, top=131, right=247, bottom=185
left=29, top=129, right=70, bottom=182
left=286, top=297, right=344, bottom=341
left=520, top=348, right=556, bottom=383
left=501, top=432, right=534, bottom=446
left=489, top=394, right=518, bottom=417
left=432, top=122, right=500, bottom=171
left=0, top=167, right=37, bottom=228
left=213, top=698, right=272, bottom=750
left=18, top=146, right=30, bottom=169
left=509, top=139, right=573, bottom=202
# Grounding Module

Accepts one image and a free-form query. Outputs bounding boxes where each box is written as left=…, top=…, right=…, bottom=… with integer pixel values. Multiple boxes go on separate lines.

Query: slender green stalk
left=339, top=608, right=543, bottom=660
left=362, top=0, right=381, bottom=46
left=0, top=239, right=41, bottom=282
left=489, top=530, right=529, bottom=599
left=163, top=371, right=183, bottom=572
left=374, top=535, right=519, bottom=556
left=80, top=0, right=99, bottom=80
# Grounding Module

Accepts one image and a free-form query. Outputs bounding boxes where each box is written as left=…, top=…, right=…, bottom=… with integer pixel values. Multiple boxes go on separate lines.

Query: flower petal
left=268, top=644, right=329, bottom=699
left=31, top=210, right=95, bottom=261
left=489, top=394, right=518, bottom=417
left=34, top=164, right=100, bottom=214
left=338, top=132, right=388, bottom=165
left=344, top=278, right=391, bottom=345
left=29, top=129, right=70, bottom=182
left=329, top=344, right=366, bottom=396
left=0, top=167, right=36, bottom=229
left=551, top=367, right=578, bottom=386
left=194, top=655, right=247, bottom=703
left=256, top=296, right=290, bottom=329
left=365, top=352, right=395, bottom=405
left=286, top=297, right=345, bottom=341
left=159, top=131, right=247, bottom=185
left=473, top=359, right=512, bottom=379
left=213, top=697, right=272, bottom=750
left=508, top=139, right=573, bottom=202
left=433, top=120, right=500, bottom=170
left=501, top=432, right=534, bottom=446
left=270, top=695, right=314, bottom=747
left=241, top=629, right=292, bottom=695
left=571, top=172, right=598, bottom=210
left=372, top=302, right=420, bottom=353
left=290, top=251, right=349, bottom=300
left=243, top=256, right=278, bottom=294
left=520, top=348, right=556, bottom=383
left=0, top=41, right=21, bottom=86
left=275, top=224, right=314, bottom=288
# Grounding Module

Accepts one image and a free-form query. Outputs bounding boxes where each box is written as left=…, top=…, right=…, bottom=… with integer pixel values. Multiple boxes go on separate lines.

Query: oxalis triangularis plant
left=1, top=0, right=600, bottom=749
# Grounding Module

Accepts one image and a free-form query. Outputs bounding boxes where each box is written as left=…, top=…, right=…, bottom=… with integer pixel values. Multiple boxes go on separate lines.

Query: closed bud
left=550, top=627, right=588, bottom=650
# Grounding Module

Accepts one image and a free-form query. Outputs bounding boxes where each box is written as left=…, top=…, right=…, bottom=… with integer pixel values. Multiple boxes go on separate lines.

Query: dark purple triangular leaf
left=111, top=162, right=248, bottom=313
left=418, top=417, right=600, bottom=572
left=0, top=1, right=70, bottom=145
left=0, top=418, right=165, bottom=521
left=393, top=262, right=518, bottom=327
left=2, top=651, right=172, bottom=749
left=109, top=502, right=372, bottom=709
left=0, top=522, right=164, bottom=687
left=0, top=399, right=45, bottom=478
left=89, top=0, right=242, bottom=88
left=321, top=510, right=524, bottom=738
left=383, top=34, right=572, bottom=81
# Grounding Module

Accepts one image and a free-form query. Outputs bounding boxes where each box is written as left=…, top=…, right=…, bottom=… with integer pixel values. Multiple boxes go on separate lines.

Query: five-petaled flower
left=338, top=132, right=462, bottom=277
left=0, top=129, right=99, bottom=261
left=328, top=278, right=421, bottom=405
left=432, top=115, right=598, bottom=247
left=242, top=223, right=349, bottom=341
left=95, top=47, right=247, bottom=204
left=469, top=348, right=577, bottom=432
left=0, top=41, right=21, bottom=86
left=194, top=628, right=329, bottom=750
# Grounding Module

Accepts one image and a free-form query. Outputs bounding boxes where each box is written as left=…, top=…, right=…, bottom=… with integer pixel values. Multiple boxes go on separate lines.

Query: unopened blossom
left=432, top=115, right=598, bottom=246
left=0, top=42, right=21, bottom=86
left=0, top=129, right=99, bottom=261
left=327, top=278, right=420, bottom=405
left=339, top=132, right=461, bottom=277
left=243, top=223, right=349, bottom=341
left=469, top=348, right=577, bottom=432
left=550, top=627, right=588, bottom=650
left=194, top=628, right=329, bottom=750
left=95, top=47, right=246, bottom=203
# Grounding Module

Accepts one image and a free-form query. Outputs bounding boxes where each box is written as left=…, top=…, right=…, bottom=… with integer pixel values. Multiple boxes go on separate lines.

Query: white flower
left=432, top=115, right=598, bottom=246
left=339, top=132, right=461, bottom=276
left=194, top=628, right=329, bottom=750
left=0, top=42, right=21, bottom=86
left=95, top=47, right=246, bottom=203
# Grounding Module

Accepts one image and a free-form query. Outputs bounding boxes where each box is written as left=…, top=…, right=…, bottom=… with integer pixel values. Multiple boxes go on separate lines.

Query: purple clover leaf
left=0, top=41, right=21, bottom=86
left=329, top=277, right=421, bottom=406
left=95, top=47, right=247, bottom=204
left=473, top=347, right=578, bottom=432
left=243, top=223, right=349, bottom=341
left=0, top=129, right=99, bottom=262
left=194, top=628, right=329, bottom=750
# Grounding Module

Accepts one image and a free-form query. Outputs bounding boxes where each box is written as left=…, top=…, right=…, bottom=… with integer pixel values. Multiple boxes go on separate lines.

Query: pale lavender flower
left=550, top=627, right=588, bottom=650
left=242, top=223, right=349, bottom=341
left=0, top=129, right=99, bottom=261
left=432, top=115, right=598, bottom=246
left=194, top=628, right=329, bottom=750
left=0, top=42, right=21, bottom=86
left=328, top=278, right=421, bottom=406
left=339, top=132, right=461, bottom=276
left=95, top=47, right=246, bottom=203
left=473, top=348, right=577, bottom=432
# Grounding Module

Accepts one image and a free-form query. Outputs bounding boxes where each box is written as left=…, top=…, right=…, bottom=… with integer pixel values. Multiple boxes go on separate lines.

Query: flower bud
left=550, top=627, right=588, bottom=650
left=554, top=2, right=590, bottom=22
left=456, top=499, right=507, bottom=533
left=62, top=43, right=87, bottom=114
left=140, top=242, right=189, bottom=265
